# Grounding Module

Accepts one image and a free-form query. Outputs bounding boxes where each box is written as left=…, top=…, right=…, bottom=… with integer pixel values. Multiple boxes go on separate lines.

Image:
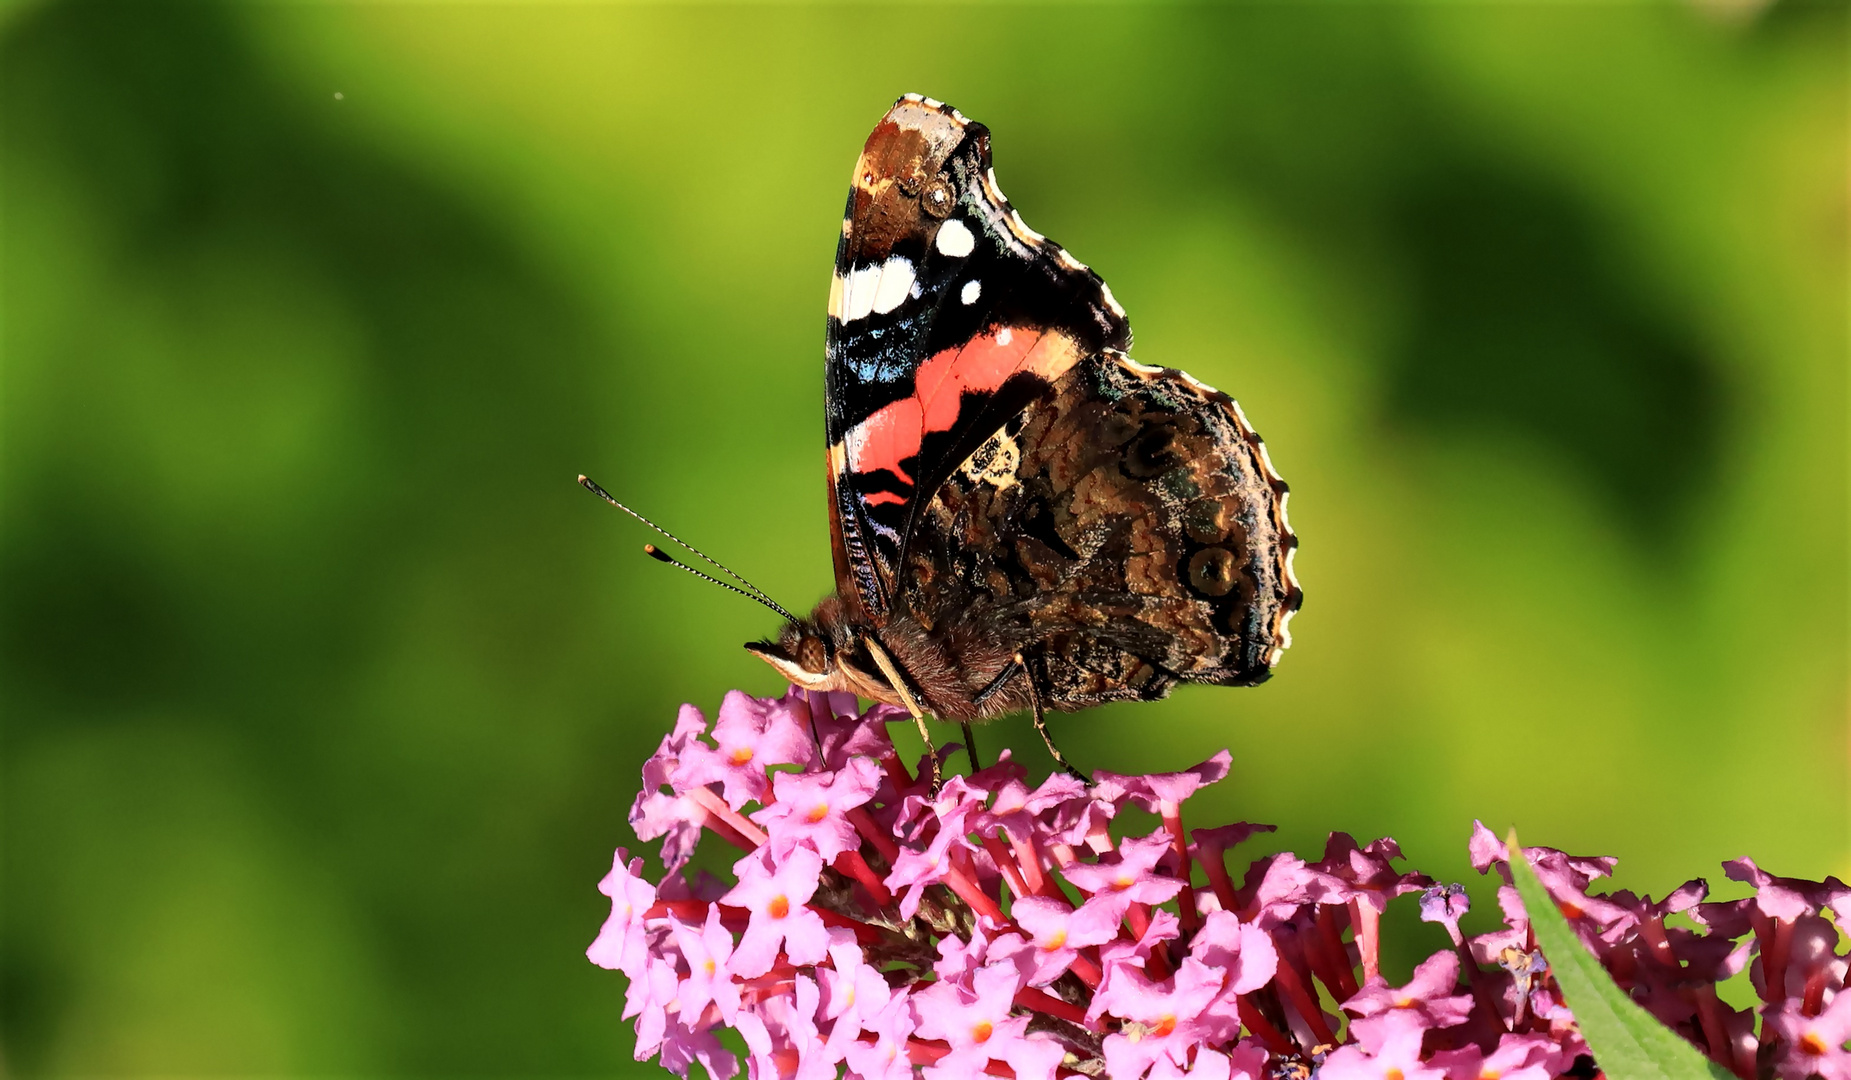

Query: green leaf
left=1504, top=829, right=1737, bottom=1080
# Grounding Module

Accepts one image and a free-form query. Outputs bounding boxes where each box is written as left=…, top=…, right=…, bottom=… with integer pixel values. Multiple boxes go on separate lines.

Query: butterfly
left=743, top=94, right=1302, bottom=777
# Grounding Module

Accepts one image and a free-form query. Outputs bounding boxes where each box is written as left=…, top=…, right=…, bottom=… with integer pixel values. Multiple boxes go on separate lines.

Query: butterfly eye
left=921, top=179, right=955, bottom=219
left=798, top=635, right=832, bottom=674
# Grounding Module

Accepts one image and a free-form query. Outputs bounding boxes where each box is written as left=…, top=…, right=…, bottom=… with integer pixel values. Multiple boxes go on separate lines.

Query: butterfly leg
left=862, top=635, right=941, bottom=790
left=972, top=658, right=1024, bottom=709
left=1017, top=652, right=1087, bottom=783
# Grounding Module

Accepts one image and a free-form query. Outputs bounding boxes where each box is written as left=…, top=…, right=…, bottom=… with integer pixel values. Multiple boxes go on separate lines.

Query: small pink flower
left=672, top=907, right=741, bottom=1024
left=1188, top=910, right=1278, bottom=996
left=1726, top=856, right=1851, bottom=923
left=884, top=778, right=986, bottom=918
left=1239, top=852, right=1338, bottom=928
left=1012, top=894, right=1121, bottom=985
left=1419, top=882, right=1471, bottom=926
left=1428, top=1032, right=1569, bottom=1080
left=1062, top=832, right=1185, bottom=918
left=588, top=848, right=657, bottom=977
left=912, top=962, right=1032, bottom=1079
left=972, top=774, right=1040, bottom=840
left=1092, top=908, right=1184, bottom=1022
left=674, top=690, right=816, bottom=809
left=1765, top=992, right=1851, bottom=1080
left=752, top=756, right=882, bottom=861
left=819, top=938, right=896, bottom=1059
left=1345, top=951, right=1474, bottom=1045
left=782, top=974, right=842, bottom=1080
left=841, top=993, right=918, bottom=1080
left=722, top=846, right=830, bottom=977
left=1098, top=957, right=1228, bottom=1078
left=1467, top=820, right=1509, bottom=872
left=1319, top=1009, right=1447, bottom=1080
left=1313, top=833, right=1433, bottom=914
left=625, top=954, right=682, bottom=1060
left=1094, top=750, right=1232, bottom=812
left=807, top=688, right=904, bottom=771
left=656, top=1017, right=738, bottom=1080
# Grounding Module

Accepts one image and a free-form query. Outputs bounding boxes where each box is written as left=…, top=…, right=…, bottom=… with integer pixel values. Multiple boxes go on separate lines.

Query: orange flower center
left=1801, top=1032, right=1829, bottom=1055
left=1043, top=930, right=1068, bottom=951
left=1152, top=1015, right=1177, bottom=1037
left=806, top=803, right=830, bottom=823
left=768, top=895, right=789, bottom=919
left=1114, top=876, right=1135, bottom=891
left=1394, top=996, right=1416, bottom=1008
left=971, top=1021, right=993, bottom=1044
left=1386, top=1070, right=1405, bottom=1080
left=703, top=960, right=716, bottom=976
left=729, top=747, right=754, bottom=766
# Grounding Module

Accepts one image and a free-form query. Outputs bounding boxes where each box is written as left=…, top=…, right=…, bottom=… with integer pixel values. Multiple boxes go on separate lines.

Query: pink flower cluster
left=591, top=688, right=1849, bottom=1079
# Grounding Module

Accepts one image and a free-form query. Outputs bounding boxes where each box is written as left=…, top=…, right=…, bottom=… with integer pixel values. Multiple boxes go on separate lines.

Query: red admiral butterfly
left=741, top=95, right=1303, bottom=775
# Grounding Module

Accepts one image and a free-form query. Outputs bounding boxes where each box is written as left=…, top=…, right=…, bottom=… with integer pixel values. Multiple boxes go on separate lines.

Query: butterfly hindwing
left=887, top=353, right=1300, bottom=718
left=824, top=95, right=1129, bottom=623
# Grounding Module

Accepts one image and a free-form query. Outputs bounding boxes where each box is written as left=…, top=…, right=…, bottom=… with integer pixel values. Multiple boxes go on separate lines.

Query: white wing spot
left=1055, top=248, right=1087, bottom=272
left=935, top=219, right=975, bottom=258
left=997, top=326, right=1013, bottom=346
left=840, top=262, right=884, bottom=323
left=871, top=256, right=915, bottom=316
left=1100, top=282, right=1126, bottom=318
left=961, top=279, right=981, bottom=305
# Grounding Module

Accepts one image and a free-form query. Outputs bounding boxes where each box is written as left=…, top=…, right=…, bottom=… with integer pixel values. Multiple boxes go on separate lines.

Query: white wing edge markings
left=1110, top=353, right=1300, bottom=667
left=1100, top=282, right=1127, bottom=319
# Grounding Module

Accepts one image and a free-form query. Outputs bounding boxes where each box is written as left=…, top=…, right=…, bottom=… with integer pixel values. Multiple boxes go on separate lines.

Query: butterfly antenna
left=642, top=545, right=799, bottom=623
left=578, top=475, right=800, bottom=625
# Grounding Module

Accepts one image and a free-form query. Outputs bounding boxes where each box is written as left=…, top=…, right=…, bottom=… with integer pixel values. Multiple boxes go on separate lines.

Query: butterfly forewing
left=824, top=96, right=1129, bottom=624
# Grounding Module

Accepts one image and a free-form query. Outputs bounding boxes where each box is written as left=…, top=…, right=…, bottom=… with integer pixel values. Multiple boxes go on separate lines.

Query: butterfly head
left=744, top=599, right=901, bottom=704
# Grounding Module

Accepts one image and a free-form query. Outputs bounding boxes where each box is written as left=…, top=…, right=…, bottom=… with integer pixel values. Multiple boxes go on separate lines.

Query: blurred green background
left=2, top=1, right=1845, bottom=1075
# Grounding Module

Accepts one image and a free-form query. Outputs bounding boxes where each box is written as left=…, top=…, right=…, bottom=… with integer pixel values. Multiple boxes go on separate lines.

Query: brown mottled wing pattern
left=894, top=351, right=1300, bottom=716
